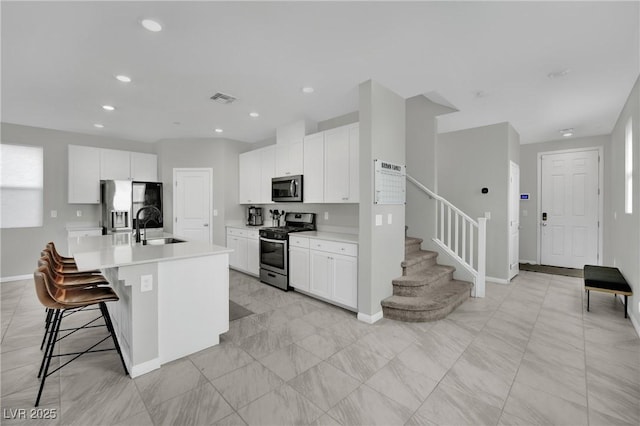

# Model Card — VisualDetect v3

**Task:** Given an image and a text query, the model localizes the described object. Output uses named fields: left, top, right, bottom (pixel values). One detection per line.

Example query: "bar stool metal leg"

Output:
left=99, top=302, right=128, bottom=375
left=36, top=309, right=62, bottom=407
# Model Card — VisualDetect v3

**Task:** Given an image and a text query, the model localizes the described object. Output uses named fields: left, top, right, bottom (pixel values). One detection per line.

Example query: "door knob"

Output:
left=203, top=224, right=209, bottom=227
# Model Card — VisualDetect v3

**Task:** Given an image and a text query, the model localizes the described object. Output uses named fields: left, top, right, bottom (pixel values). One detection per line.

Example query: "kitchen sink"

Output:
left=142, top=237, right=186, bottom=246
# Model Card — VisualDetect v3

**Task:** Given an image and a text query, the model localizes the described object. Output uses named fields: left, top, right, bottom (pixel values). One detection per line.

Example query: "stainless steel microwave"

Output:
left=272, top=175, right=303, bottom=202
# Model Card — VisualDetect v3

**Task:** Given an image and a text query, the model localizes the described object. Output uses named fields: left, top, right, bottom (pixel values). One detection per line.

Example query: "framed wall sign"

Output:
left=374, top=159, right=406, bottom=205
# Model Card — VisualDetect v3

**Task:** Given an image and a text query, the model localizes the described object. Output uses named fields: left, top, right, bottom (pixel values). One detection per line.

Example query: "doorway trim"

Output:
left=536, top=147, right=603, bottom=266
left=172, top=167, right=213, bottom=244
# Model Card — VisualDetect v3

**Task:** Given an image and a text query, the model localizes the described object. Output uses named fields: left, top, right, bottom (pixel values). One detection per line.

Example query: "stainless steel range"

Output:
left=259, top=212, right=316, bottom=291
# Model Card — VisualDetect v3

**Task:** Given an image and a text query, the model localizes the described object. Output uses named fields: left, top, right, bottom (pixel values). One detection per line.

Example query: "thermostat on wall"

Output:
left=520, top=193, right=530, bottom=200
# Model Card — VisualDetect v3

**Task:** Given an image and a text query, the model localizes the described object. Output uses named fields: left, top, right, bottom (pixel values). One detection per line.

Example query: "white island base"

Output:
left=70, top=234, right=230, bottom=378
left=103, top=254, right=229, bottom=377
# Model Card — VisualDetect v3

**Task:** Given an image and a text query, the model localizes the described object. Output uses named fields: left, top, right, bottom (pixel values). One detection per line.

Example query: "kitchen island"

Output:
left=68, top=233, right=232, bottom=377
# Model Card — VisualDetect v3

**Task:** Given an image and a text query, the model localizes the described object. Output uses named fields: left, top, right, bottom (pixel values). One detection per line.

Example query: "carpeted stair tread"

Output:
left=383, top=280, right=472, bottom=310
left=401, top=250, right=438, bottom=268
left=405, top=236, right=423, bottom=246
left=392, top=264, right=455, bottom=287
left=381, top=280, right=472, bottom=321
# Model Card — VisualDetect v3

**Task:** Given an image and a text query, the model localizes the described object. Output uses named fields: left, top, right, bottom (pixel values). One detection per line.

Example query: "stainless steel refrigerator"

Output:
left=101, top=180, right=133, bottom=234
left=132, top=181, right=163, bottom=232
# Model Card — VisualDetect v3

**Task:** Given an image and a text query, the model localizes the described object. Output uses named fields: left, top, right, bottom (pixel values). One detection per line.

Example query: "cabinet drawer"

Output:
left=309, top=239, right=357, bottom=256
left=289, top=236, right=310, bottom=248
left=227, top=227, right=247, bottom=237
left=67, top=228, right=102, bottom=238
left=245, top=229, right=259, bottom=239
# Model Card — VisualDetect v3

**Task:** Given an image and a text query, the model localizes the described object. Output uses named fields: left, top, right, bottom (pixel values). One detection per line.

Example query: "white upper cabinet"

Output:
left=69, top=145, right=158, bottom=204
left=68, top=145, right=101, bottom=204
left=275, top=140, right=304, bottom=177
left=239, top=149, right=261, bottom=204
left=301, top=123, right=359, bottom=203
left=260, top=146, right=276, bottom=204
left=303, top=133, right=325, bottom=203
left=100, top=148, right=131, bottom=180
left=130, top=152, right=158, bottom=181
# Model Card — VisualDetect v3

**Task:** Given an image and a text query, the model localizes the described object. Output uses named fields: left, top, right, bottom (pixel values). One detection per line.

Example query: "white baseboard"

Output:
left=129, top=357, right=161, bottom=378
left=486, top=276, right=509, bottom=285
left=629, top=312, right=640, bottom=338
left=519, top=259, right=538, bottom=265
left=617, top=294, right=640, bottom=338
left=1, top=274, right=31, bottom=283
left=358, top=311, right=383, bottom=324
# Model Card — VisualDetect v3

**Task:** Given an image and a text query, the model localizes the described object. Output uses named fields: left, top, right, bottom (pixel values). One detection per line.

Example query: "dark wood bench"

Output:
left=584, top=265, right=633, bottom=318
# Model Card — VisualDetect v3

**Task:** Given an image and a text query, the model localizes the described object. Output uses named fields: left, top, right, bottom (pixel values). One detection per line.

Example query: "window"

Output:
left=625, top=118, right=633, bottom=214
left=0, top=144, right=43, bottom=228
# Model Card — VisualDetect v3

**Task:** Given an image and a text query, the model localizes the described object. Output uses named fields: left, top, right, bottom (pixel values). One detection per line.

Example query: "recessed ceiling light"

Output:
left=548, top=69, right=571, bottom=79
left=102, top=105, right=115, bottom=111
left=94, top=124, right=104, bottom=128
left=249, top=112, right=260, bottom=118
left=301, top=86, right=315, bottom=94
left=141, top=19, right=162, bottom=32
left=115, top=75, right=131, bottom=83
left=560, top=128, right=574, bottom=137
left=214, top=128, right=223, bottom=133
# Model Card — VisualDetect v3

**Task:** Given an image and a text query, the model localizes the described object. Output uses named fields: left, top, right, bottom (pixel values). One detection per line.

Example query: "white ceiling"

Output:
left=2, top=1, right=638, bottom=144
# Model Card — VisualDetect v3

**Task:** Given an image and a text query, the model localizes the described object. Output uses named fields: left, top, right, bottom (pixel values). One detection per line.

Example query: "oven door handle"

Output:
left=260, top=237, right=286, bottom=244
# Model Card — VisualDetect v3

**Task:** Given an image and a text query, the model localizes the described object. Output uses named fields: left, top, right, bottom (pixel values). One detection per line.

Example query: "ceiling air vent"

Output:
left=210, top=92, right=237, bottom=104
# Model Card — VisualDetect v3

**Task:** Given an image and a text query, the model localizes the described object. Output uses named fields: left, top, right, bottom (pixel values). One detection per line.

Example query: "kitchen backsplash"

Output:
left=249, top=203, right=359, bottom=234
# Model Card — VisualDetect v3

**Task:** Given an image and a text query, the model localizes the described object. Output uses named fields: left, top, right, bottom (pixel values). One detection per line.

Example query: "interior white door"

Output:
left=174, top=169, right=212, bottom=243
left=540, top=150, right=599, bottom=268
left=509, top=161, right=520, bottom=279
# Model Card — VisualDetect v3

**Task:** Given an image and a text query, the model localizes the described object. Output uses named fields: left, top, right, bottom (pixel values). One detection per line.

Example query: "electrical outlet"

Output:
left=141, top=275, right=153, bottom=292
left=50, top=210, right=57, bottom=218
left=76, top=210, right=82, bottom=217
left=485, top=211, right=491, bottom=220
left=324, top=212, right=329, bottom=220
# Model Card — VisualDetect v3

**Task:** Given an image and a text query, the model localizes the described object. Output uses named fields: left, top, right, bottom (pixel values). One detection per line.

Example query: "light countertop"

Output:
left=68, top=233, right=232, bottom=271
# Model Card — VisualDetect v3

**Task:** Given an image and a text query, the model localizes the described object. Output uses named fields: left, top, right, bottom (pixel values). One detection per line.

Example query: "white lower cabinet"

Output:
left=289, top=235, right=357, bottom=310
left=226, top=227, right=259, bottom=276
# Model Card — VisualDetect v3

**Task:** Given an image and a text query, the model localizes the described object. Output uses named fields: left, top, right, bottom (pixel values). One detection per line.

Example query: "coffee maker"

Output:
left=247, top=206, right=263, bottom=226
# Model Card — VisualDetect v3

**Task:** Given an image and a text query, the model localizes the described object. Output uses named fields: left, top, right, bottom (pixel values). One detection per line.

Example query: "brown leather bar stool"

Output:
left=40, top=248, right=101, bottom=275
left=33, top=266, right=128, bottom=407
left=37, top=257, right=110, bottom=350
left=46, top=242, right=77, bottom=265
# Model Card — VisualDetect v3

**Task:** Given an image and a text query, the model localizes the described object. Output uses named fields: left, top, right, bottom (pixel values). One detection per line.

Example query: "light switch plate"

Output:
left=484, top=211, right=491, bottom=220
left=387, top=213, right=393, bottom=224
left=375, top=214, right=382, bottom=226
left=324, top=212, right=329, bottom=220
left=76, top=210, right=82, bottom=217
left=213, top=209, right=218, bottom=217
left=141, top=274, right=153, bottom=292
left=50, top=210, right=57, bottom=218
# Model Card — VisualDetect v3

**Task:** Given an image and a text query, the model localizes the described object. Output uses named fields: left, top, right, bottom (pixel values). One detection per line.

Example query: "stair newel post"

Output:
left=475, top=217, right=487, bottom=298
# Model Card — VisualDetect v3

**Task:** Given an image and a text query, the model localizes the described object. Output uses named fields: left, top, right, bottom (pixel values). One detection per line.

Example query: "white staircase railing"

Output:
left=407, top=174, right=487, bottom=297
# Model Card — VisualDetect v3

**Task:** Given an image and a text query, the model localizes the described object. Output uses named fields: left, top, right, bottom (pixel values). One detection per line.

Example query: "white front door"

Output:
left=509, top=161, right=520, bottom=279
left=173, top=168, right=212, bottom=243
left=540, top=150, right=599, bottom=268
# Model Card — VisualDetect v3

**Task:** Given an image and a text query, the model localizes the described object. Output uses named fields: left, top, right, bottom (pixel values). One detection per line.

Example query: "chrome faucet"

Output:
left=135, top=206, right=162, bottom=243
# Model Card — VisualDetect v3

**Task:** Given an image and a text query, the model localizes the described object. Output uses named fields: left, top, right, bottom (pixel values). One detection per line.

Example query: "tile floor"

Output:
left=1, top=270, right=639, bottom=425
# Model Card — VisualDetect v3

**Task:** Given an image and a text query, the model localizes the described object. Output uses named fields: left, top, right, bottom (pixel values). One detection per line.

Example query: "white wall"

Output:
left=606, top=76, right=639, bottom=327
left=405, top=94, right=457, bottom=250
left=156, top=138, right=252, bottom=247
left=437, top=122, right=518, bottom=282
left=358, top=80, right=406, bottom=318
left=0, top=123, right=155, bottom=278
left=518, top=135, right=610, bottom=263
